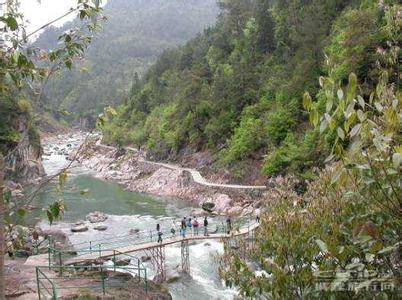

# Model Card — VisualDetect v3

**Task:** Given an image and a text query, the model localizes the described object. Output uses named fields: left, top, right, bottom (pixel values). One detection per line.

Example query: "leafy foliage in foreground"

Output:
left=102, top=0, right=397, bottom=179
left=218, top=4, right=401, bottom=298
left=1, top=0, right=103, bottom=236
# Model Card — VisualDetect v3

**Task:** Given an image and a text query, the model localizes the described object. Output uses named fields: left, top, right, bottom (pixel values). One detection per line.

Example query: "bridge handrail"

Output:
left=36, top=266, right=57, bottom=299
left=35, top=264, right=148, bottom=298
left=62, top=218, right=253, bottom=254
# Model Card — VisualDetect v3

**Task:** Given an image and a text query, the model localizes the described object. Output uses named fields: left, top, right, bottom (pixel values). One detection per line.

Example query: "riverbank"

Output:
left=6, top=256, right=172, bottom=299
left=73, top=134, right=265, bottom=216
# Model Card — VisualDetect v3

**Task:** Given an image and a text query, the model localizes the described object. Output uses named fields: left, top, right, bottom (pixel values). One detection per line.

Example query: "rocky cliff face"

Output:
left=4, top=116, right=45, bottom=184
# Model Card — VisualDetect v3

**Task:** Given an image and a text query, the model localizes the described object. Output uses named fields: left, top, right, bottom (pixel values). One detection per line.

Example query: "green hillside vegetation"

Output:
left=219, top=2, right=401, bottom=297
left=102, top=0, right=398, bottom=180
left=35, top=0, right=218, bottom=124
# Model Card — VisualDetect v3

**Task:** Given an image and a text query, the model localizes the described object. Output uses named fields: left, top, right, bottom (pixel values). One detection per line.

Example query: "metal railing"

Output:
left=36, top=267, right=57, bottom=300
left=61, top=218, right=252, bottom=253
left=36, top=258, right=148, bottom=299
left=47, top=218, right=256, bottom=264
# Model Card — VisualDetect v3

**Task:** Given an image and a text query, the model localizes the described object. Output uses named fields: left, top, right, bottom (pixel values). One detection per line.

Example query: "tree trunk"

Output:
left=0, top=154, right=5, bottom=299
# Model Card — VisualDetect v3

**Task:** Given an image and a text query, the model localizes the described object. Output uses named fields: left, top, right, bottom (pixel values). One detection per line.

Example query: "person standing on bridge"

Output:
left=203, top=216, right=209, bottom=236
left=226, top=217, right=232, bottom=234
left=192, top=217, right=199, bottom=236
left=157, top=230, right=163, bottom=243
left=171, top=220, right=176, bottom=237
left=187, top=217, right=193, bottom=235
left=156, top=223, right=163, bottom=243
left=181, top=217, right=187, bottom=238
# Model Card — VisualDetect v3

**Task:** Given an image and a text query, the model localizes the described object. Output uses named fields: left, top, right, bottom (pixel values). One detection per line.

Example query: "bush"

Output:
left=16, top=99, right=32, bottom=114
left=262, top=133, right=298, bottom=176
left=265, top=109, right=296, bottom=145
left=222, top=116, right=265, bottom=164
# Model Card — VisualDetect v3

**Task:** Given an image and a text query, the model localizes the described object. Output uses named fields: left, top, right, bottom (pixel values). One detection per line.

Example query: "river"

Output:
left=32, top=134, right=238, bottom=299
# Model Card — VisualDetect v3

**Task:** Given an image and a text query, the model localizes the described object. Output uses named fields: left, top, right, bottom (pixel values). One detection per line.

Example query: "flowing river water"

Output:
left=30, top=134, right=238, bottom=299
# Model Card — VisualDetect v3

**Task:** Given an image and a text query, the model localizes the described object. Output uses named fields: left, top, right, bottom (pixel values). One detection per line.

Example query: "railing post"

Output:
left=144, top=268, right=148, bottom=293
left=48, top=235, right=53, bottom=248
left=52, top=285, right=57, bottom=300
left=137, top=259, right=140, bottom=280
left=36, top=267, right=41, bottom=300
left=48, top=247, right=51, bottom=269
left=150, top=230, right=153, bottom=241
left=58, top=251, right=63, bottom=277
left=33, top=240, right=38, bottom=255
left=89, top=241, right=92, bottom=253
left=113, top=250, right=116, bottom=272
left=101, top=269, right=106, bottom=295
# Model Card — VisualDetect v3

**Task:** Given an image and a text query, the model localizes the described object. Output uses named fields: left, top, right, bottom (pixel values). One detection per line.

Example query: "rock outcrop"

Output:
left=86, top=211, right=108, bottom=223
left=4, top=116, right=45, bottom=184
left=76, top=140, right=264, bottom=215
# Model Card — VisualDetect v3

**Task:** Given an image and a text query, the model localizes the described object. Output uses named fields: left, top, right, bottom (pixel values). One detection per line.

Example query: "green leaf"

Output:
left=50, top=202, right=60, bottom=218
left=6, top=17, right=18, bottom=30
left=310, top=109, right=319, bottom=127
left=96, top=115, right=105, bottom=127
left=326, top=99, right=333, bottom=112
left=3, top=190, right=11, bottom=203
left=46, top=210, right=54, bottom=225
left=319, top=119, right=328, bottom=133
left=80, top=188, right=90, bottom=195
left=347, top=73, right=357, bottom=101
left=357, top=110, right=365, bottom=122
left=59, top=170, right=68, bottom=188
left=365, top=253, right=375, bottom=263
left=378, top=245, right=396, bottom=255
left=345, top=262, right=364, bottom=270
left=64, top=59, right=73, bottom=70
left=17, top=208, right=26, bottom=217
left=316, top=239, right=328, bottom=253
left=337, top=89, right=344, bottom=100
left=350, top=124, right=361, bottom=138
left=64, top=34, right=72, bottom=43
left=337, top=127, right=345, bottom=140
left=374, top=102, right=383, bottom=112
left=392, top=153, right=402, bottom=168
left=357, top=96, right=365, bottom=109
left=303, top=92, right=312, bottom=110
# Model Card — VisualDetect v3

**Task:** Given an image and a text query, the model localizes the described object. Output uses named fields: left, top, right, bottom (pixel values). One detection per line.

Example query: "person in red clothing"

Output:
left=192, top=217, right=199, bottom=235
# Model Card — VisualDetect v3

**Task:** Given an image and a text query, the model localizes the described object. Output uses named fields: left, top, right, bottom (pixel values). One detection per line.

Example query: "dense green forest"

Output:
left=35, top=0, right=218, bottom=124
left=102, top=0, right=400, bottom=180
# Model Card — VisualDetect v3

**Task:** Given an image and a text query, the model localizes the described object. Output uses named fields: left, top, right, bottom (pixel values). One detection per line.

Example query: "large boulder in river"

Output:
left=211, top=194, right=232, bottom=213
left=41, top=228, right=68, bottom=244
left=94, top=225, right=108, bottom=231
left=71, top=225, right=88, bottom=233
left=86, top=211, right=108, bottom=223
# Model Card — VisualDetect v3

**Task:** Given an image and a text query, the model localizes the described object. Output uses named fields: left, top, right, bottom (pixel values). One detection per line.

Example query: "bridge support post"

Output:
left=181, top=240, right=190, bottom=274
left=145, top=245, right=166, bottom=282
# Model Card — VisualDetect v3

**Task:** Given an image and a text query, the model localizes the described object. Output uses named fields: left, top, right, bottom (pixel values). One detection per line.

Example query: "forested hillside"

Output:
left=103, top=0, right=398, bottom=180
left=35, top=0, right=218, bottom=125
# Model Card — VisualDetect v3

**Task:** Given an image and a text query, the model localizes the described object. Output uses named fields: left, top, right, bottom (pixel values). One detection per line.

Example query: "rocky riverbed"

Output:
left=6, top=131, right=260, bottom=299
left=73, top=134, right=264, bottom=216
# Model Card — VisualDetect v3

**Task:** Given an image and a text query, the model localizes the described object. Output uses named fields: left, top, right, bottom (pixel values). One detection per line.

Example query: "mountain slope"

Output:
left=35, top=0, right=218, bottom=124
left=102, top=0, right=398, bottom=182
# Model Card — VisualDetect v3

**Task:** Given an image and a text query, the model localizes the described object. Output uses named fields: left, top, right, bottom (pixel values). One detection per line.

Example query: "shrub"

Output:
left=266, top=109, right=296, bottom=145
left=222, top=116, right=265, bottom=164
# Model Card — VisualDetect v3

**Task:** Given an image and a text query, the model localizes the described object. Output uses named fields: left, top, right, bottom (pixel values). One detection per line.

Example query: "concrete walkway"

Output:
left=97, top=143, right=266, bottom=190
